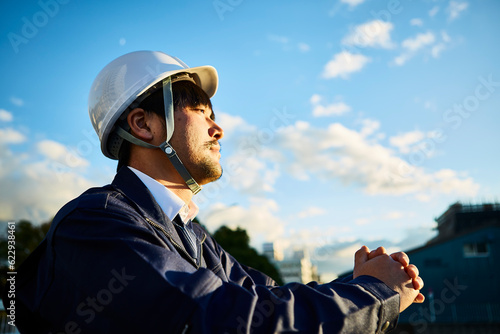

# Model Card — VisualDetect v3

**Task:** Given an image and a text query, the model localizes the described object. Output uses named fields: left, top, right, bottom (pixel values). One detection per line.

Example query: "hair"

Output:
left=116, top=80, right=214, bottom=171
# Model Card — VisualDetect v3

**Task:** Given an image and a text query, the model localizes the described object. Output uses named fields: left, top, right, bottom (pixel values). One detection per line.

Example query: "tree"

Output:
left=0, top=220, right=51, bottom=296
left=212, top=225, right=284, bottom=285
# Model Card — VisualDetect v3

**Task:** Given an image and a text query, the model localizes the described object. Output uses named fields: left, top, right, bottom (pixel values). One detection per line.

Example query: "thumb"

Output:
left=355, top=245, right=370, bottom=267
left=390, top=252, right=409, bottom=267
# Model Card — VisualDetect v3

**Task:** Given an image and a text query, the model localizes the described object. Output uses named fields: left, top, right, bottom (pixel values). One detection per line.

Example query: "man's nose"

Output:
left=209, top=121, right=224, bottom=140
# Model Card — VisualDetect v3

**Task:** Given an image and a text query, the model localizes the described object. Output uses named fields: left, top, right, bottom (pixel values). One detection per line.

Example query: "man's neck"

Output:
left=155, top=178, right=194, bottom=205
left=128, top=166, right=199, bottom=222
left=128, top=159, right=194, bottom=205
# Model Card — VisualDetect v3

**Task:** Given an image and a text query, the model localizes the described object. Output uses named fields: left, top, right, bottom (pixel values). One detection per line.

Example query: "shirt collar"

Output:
left=128, top=166, right=199, bottom=224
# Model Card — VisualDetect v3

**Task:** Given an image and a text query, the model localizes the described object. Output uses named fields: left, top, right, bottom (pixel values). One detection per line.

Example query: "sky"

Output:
left=1, top=0, right=499, bottom=277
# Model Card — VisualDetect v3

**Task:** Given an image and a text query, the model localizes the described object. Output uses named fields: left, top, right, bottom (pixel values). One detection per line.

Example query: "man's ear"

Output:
left=127, top=108, right=154, bottom=141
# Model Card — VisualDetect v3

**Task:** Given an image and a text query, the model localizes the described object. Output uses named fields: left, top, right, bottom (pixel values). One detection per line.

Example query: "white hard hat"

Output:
left=88, top=50, right=218, bottom=159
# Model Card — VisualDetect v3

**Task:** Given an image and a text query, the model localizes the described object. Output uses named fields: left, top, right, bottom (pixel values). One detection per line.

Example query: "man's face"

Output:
left=168, top=104, right=224, bottom=185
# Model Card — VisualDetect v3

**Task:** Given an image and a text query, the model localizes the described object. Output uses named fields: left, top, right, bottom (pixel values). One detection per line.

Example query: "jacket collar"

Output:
left=111, top=167, right=180, bottom=241
left=111, top=167, right=206, bottom=259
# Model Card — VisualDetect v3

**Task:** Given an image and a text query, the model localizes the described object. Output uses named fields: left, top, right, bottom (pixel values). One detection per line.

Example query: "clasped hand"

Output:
left=353, top=246, right=425, bottom=312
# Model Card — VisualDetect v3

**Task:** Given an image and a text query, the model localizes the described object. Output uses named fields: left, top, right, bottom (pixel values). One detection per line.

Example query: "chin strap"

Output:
left=115, top=126, right=202, bottom=194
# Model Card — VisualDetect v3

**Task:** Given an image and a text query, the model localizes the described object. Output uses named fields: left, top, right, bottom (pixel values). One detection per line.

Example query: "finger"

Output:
left=368, top=250, right=376, bottom=259
left=412, top=276, right=424, bottom=291
left=368, top=246, right=387, bottom=260
left=414, top=293, right=425, bottom=303
left=390, top=252, right=409, bottom=267
left=355, top=246, right=370, bottom=266
left=405, top=264, right=419, bottom=279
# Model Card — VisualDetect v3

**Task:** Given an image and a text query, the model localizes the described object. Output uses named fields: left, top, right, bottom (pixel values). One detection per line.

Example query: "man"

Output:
left=8, top=51, right=423, bottom=333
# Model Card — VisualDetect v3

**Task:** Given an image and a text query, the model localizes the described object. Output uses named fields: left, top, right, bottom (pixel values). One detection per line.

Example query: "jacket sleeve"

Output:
left=204, top=234, right=399, bottom=333
left=37, top=204, right=399, bottom=334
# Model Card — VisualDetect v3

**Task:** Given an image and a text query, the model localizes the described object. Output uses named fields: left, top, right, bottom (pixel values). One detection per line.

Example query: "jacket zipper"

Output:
left=145, top=217, right=203, bottom=269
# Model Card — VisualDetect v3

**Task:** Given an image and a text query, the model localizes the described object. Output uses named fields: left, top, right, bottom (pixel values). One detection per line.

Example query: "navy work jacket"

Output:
left=7, top=167, right=400, bottom=333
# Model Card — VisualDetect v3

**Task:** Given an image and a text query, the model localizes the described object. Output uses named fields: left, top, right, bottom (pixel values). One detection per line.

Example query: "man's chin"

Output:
left=209, top=165, right=223, bottom=183
left=215, top=166, right=223, bottom=181
left=195, top=165, right=223, bottom=186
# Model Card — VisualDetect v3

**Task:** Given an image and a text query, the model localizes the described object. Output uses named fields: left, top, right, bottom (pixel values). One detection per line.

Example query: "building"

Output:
left=263, top=243, right=320, bottom=284
left=263, top=242, right=283, bottom=262
left=395, top=202, right=500, bottom=334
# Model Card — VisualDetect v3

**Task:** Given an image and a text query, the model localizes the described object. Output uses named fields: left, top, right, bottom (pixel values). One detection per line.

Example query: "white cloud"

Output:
left=311, top=94, right=351, bottom=117
left=119, top=38, right=126, bottom=46
left=359, top=119, right=380, bottom=138
left=336, top=242, right=364, bottom=258
left=355, top=218, right=370, bottom=226
left=354, top=210, right=410, bottom=231
left=340, top=0, right=365, bottom=8
left=37, top=139, right=89, bottom=169
left=215, top=111, right=282, bottom=194
left=216, top=111, right=256, bottom=138
left=310, top=94, right=322, bottom=105
left=201, top=199, right=286, bottom=248
left=204, top=110, right=294, bottom=196
left=298, top=42, right=310, bottom=53
left=431, top=30, right=453, bottom=58
left=342, top=20, right=394, bottom=49
left=273, top=121, right=479, bottom=199
left=0, top=142, right=96, bottom=222
left=393, top=54, right=410, bottom=66
left=268, top=34, right=289, bottom=45
left=267, top=35, right=311, bottom=53
left=389, top=130, right=426, bottom=154
left=313, top=103, right=351, bottom=117
left=441, top=31, right=451, bottom=43
left=0, top=127, right=26, bottom=144
left=424, top=100, right=437, bottom=111
left=312, top=241, right=361, bottom=274
left=402, top=32, right=435, bottom=51
left=447, top=1, right=468, bottom=21
left=0, top=109, right=13, bottom=122
left=206, top=113, right=479, bottom=216
left=298, top=206, right=327, bottom=219
left=221, top=153, right=280, bottom=193
left=322, top=51, right=371, bottom=79
left=431, top=169, right=478, bottom=195
left=432, top=44, right=446, bottom=58
left=429, top=6, right=439, bottom=17
left=410, top=18, right=423, bottom=27
left=390, top=129, right=447, bottom=159
left=393, top=32, right=436, bottom=66
left=383, top=211, right=404, bottom=220
left=10, top=97, right=24, bottom=107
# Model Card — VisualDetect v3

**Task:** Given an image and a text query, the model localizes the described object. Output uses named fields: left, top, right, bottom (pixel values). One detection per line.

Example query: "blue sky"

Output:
left=1, top=0, right=499, bottom=276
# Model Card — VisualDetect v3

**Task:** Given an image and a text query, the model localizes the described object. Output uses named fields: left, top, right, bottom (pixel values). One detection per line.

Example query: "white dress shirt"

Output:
left=128, top=166, right=199, bottom=225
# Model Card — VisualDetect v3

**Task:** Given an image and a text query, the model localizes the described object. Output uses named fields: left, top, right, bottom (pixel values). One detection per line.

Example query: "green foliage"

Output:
left=213, top=225, right=284, bottom=285
left=0, top=220, right=50, bottom=269
left=0, top=220, right=51, bottom=296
